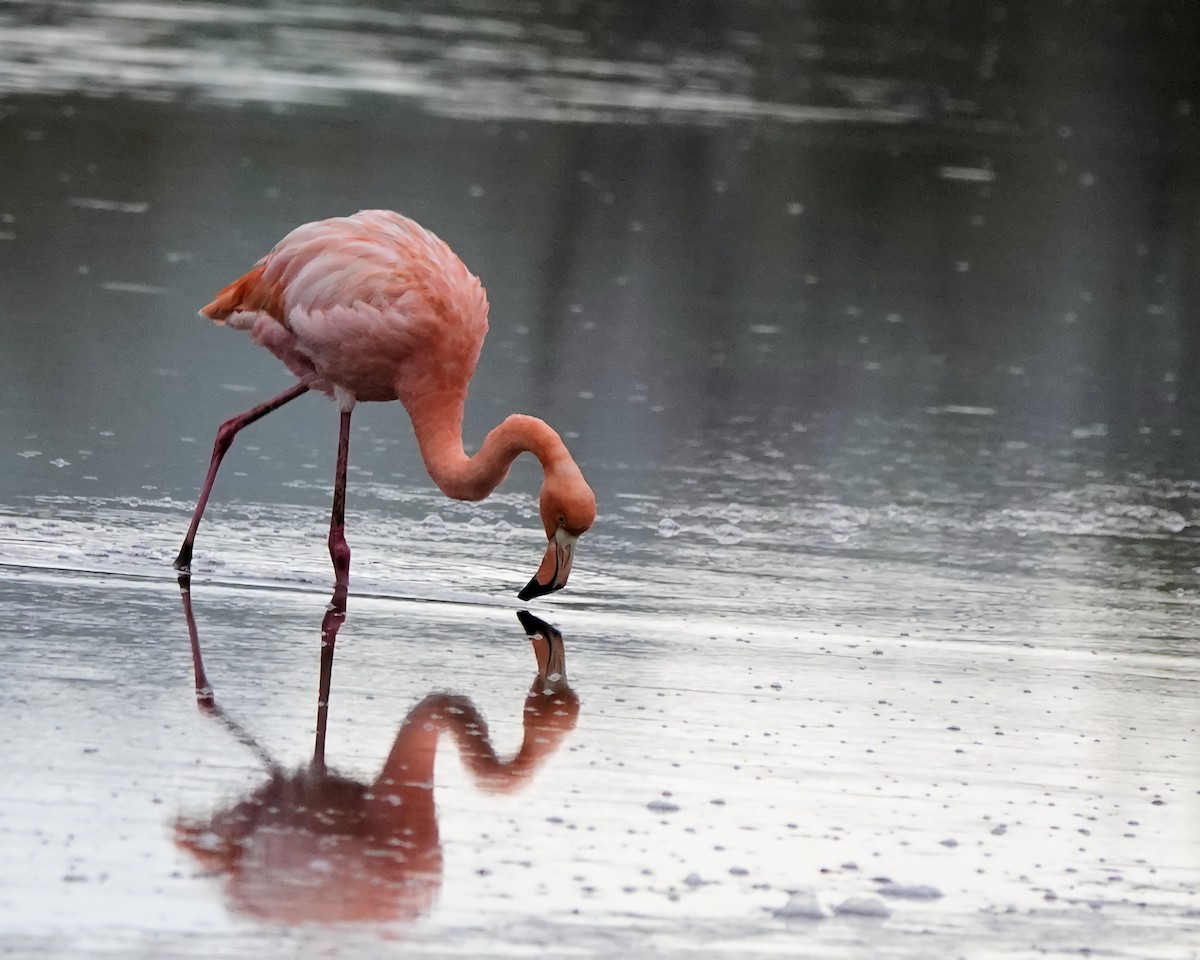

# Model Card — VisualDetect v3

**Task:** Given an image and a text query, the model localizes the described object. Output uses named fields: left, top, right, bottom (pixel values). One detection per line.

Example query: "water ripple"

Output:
left=0, top=0, right=928, bottom=125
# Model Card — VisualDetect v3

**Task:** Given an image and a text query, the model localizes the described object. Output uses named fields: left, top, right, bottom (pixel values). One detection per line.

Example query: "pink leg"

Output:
left=174, top=381, right=310, bottom=570
left=322, top=409, right=353, bottom=641
left=177, top=573, right=214, bottom=709
left=312, top=635, right=337, bottom=772
left=318, top=413, right=351, bottom=758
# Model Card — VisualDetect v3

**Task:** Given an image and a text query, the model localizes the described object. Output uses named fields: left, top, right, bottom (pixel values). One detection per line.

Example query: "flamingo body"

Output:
left=206, top=210, right=488, bottom=408
left=177, top=210, right=595, bottom=600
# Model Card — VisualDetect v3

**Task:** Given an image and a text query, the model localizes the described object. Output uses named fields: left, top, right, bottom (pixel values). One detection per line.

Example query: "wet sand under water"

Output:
left=0, top=488, right=1198, bottom=957
left=1, top=2, right=1200, bottom=954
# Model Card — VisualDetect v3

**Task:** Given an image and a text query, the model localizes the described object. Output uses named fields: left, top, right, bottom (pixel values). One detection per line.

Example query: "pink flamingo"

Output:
left=175, top=210, right=595, bottom=601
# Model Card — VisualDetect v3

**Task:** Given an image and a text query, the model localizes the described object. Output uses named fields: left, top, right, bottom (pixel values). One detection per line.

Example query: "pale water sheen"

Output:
left=1, top=2, right=1199, bottom=957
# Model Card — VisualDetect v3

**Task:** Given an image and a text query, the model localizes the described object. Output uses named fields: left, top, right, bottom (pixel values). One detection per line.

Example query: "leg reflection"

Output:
left=175, top=591, right=579, bottom=925
left=176, top=572, right=281, bottom=774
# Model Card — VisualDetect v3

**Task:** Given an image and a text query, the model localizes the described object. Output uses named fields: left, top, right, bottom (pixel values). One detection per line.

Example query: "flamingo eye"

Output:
left=557, top=514, right=566, bottom=525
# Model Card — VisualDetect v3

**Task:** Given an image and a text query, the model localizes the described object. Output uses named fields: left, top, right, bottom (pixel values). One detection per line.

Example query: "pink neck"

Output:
left=403, top=391, right=568, bottom=502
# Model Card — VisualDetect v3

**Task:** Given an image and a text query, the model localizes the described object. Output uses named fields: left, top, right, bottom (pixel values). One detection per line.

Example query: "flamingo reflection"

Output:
left=174, top=576, right=578, bottom=923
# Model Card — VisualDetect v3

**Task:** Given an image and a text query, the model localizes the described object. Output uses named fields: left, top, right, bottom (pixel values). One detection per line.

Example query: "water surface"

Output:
left=1, top=2, right=1199, bottom=957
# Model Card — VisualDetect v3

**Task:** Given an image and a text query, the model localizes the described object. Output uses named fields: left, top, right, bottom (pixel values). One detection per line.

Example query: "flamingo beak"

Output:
left=518, top=528, right=577, bottom=601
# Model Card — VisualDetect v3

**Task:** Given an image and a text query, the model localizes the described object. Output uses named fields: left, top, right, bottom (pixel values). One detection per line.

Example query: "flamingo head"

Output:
left=518, top=466, right=595, bottom=601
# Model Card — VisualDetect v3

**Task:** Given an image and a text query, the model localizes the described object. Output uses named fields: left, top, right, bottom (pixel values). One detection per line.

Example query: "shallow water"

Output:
left=1, top=2, right=1200, bottom=957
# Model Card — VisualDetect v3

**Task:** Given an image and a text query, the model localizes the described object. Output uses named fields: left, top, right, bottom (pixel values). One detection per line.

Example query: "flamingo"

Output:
left=174, top=210, right=595, bottom=601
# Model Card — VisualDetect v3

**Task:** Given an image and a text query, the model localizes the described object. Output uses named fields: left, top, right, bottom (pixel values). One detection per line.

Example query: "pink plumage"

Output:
left=205, top=210, right=489, bottom=407
left=177, top=210, right=595, bottom=605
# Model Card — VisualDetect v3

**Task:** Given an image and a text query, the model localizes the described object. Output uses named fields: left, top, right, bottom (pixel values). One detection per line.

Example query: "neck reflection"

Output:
left=174, top=577, right=578, bottom=924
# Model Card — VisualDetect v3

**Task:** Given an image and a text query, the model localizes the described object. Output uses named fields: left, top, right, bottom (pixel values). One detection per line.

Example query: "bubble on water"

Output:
left=193, top=831, right=223, bottom=853
left=418, top=514, right=448, bottom=540
left=646, top=800, right=680, bottom=813
left=939, top=165, right=995, bottom=183
left=827, top=504, right=869, bottom=542
left=713, top=523, right=745, bottom=545
left=68, top=197, right=148, bottom=214
left=877, top=882, right=943, bottom=900
left=468, top=516, right=487, bottom=528
left=493, top=520, right=515, bottom=541
left=774, top=890, right=829, bottom=919
left=683, top=873, right=705, bottom=887
left=724, top=503, right=750, bottom=523
left=785, top=201, right=804, bottom=215
left=834, top=895, right=891, bottom=917
left=49, top=458, right=71, bottom=468
left=657, top=517, right=681, bottom=538
left=1159, top=512, right=1188, bottom=533
left=18, top=450, right=41, bottom=459
left=1072, top=423, right=1107, bottom=439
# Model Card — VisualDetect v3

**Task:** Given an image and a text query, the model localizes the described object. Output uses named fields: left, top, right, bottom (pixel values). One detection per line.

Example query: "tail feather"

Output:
left=201, top=260, right=281, bottom=323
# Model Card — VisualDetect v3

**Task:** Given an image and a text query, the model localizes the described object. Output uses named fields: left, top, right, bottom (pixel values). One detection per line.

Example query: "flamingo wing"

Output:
left=199, top=211, right=490, bottom=404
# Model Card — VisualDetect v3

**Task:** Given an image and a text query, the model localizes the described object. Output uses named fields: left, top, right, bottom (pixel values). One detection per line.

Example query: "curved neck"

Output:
left=403, top=391, right=568, bottom=502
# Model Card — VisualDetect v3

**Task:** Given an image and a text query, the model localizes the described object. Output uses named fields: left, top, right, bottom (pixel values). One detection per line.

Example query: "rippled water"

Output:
left=1, top=2, right=1199, bottom=957
left=0, top=0, right=923, bottom=123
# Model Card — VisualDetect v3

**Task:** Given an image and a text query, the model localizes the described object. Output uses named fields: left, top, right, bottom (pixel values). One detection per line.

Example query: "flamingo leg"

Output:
left=174, top=381, right=311, bottom=570
left=312, top=630, right=337, bottom=773
left=323, top=409, right=353, bottom=632
left=177, top=573, right=214, bottom=708
left=318, top=415, right=352, bottom=762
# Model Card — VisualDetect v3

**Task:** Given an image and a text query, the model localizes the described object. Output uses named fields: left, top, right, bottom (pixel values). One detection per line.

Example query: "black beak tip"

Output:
left=517, top=609, right=560, bottom=639
left=517, top=577, right=562, bottom=602
left=516, top=609, right=542, bottom=632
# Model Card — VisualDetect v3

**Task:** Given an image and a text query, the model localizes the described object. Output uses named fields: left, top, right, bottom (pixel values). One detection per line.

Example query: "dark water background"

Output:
left=1, top=2, right=1199, bottom=957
